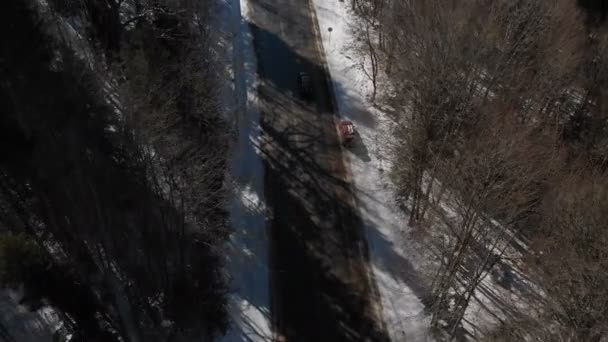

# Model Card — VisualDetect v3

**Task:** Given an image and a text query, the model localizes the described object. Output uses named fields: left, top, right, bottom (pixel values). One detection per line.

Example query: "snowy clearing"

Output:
left=218, top=0, right=272, bottom=340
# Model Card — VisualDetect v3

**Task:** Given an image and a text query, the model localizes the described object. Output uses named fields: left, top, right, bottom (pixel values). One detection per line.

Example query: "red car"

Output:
left=338, top=120, right=355, bottom=146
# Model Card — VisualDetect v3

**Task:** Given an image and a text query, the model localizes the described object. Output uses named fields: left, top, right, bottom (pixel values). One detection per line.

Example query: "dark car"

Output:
left=297, top=72, right=312, bottom=99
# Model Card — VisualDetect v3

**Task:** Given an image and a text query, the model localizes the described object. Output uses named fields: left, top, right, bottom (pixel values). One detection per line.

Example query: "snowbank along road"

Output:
left=245, top=0, right=389, bottom=340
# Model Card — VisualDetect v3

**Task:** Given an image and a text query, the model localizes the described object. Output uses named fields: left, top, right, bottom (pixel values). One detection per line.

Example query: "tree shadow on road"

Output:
left=246, top=16, right=392, bottom=340
left=257, top=121, right=390, bottom=342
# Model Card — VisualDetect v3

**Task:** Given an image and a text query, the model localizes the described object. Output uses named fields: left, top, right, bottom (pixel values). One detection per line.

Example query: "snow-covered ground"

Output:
left=0, top=288, right=62, bottom=342
left=310, top=1, right=433, bottom=341
left=217, top=0, right=272, bottom=340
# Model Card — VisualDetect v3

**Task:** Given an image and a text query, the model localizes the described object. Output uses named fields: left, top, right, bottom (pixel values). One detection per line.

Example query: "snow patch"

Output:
left=218, top=0, right=272, bottom=339
left=0, top=288, right=61, bottom=342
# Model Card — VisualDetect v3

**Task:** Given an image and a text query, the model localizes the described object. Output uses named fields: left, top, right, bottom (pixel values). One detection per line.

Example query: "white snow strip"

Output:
left=310, top=1, right=433, bottom=341
left=219, top=0, right=272, bottom=339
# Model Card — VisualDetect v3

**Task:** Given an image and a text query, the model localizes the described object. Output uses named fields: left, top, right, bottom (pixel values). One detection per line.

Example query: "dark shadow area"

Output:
left=349, top=130, right=372, bottom=162
left=357, top=213, right=433, bottom=311
left=578, top=0, right=608, bottom=24
left=491, top=262, right=514, bottom=290
left=347, top=189, right=434, bottom=313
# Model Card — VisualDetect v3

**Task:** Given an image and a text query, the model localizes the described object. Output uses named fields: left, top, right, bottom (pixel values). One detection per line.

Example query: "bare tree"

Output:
left=530, top=170, right=608, bottom=341
left=483, top=168, right=608, bottom=342
left=353, top=0, right=588, bottom=337
left=0, top=0, right=229, bottom=340
left=428, top=110, right=560, bottom=336
left=352, top=0, right=384, bottom=103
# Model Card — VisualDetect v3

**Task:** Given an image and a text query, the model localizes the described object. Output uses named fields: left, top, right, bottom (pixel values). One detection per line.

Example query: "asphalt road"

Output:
left=246, top=0, right=389, bottom=341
